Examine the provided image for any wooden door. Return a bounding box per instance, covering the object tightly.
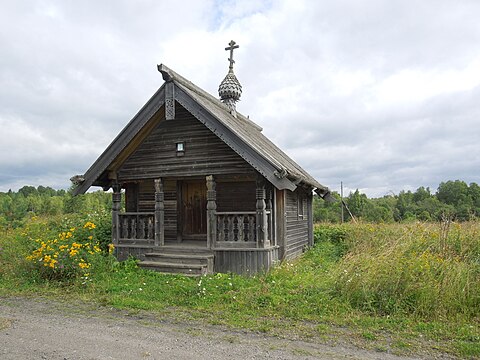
[181,181,207,237]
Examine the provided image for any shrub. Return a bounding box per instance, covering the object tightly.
[25,218,112,281]
[314,224,348,258]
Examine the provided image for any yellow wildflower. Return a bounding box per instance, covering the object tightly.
[83,221,96,230]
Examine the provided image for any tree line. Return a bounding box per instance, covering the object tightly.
[315,180,480,223]
[0,186,111,229]
[1,180,479,229]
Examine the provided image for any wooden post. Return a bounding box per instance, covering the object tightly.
[154,178,165,247]
[256,177,269,247]
[307,191,314,247]
[266,187,273,246]
[112,183,122,246]
[206,175,217,249]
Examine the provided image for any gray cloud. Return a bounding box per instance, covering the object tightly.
[1,0,479,197]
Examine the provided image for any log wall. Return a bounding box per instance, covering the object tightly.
[117,103,254,180]
[214,247,279,274]
[284,188,310,260]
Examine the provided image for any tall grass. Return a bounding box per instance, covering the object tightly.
[328,222,480,319]
[1,218,479,357]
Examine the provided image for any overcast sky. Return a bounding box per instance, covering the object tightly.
[1,0,479,197]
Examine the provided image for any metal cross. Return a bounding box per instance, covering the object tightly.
[225,40,239,70]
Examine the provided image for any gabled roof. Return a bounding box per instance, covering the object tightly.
[73,64,330,197]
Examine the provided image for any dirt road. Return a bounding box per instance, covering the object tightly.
[0,297,424,359]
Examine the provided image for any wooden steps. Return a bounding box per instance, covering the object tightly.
[138,249,214,276]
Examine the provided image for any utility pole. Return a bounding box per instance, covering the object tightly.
[341,181,344,223]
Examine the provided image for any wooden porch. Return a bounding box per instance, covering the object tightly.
[112,175,278,274]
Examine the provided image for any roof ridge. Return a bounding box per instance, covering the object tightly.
[157,64,263,132]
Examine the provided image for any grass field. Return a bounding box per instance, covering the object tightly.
[1,217,479,358]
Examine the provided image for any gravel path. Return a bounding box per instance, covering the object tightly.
[0,297,423,360]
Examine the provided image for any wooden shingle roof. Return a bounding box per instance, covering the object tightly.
[73,64,330,197]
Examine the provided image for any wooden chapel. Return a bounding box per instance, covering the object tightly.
[72,41,331,275]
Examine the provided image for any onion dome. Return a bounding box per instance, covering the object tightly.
[218,69,242,102]
[219,40,242,115]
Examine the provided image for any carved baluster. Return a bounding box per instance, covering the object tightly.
[206,175,217,248]
[237,215,245,241]
[147,216,154,240]
[131,217,137,239]
[217,215,225,242]
[248,215,255,242]
[154,178,165,247]
[122,217,128,239]
[227,215,234,241]
[139,217,145,239]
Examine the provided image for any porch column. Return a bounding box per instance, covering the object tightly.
[112,183,121,246]
[206,175,217,249]
[256,177,269,247]
[266,187,273,246]
[154,178,165,247]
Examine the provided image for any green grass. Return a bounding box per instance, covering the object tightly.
[1,218,479,358]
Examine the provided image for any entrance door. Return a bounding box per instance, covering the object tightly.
[181,180,207,240]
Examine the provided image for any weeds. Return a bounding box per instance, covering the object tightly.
[1,220,479,357]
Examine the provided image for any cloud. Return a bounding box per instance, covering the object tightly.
[0,0,480,197]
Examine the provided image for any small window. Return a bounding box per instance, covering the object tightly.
[176,142,185,156]
[298,194,305,219]
[176,142,185,152]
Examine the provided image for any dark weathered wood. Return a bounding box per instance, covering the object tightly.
[256,177,268,248]
[165,81,175,120]
[125,183,139,212]
[118,104,254,180]
[284,189,309,259]
[206,175,217,249]
[216,180,255,212]
[118,212,154,241]
[266,188,273,245]
[154,178,165,247]
[174,85,297,191]
[213,247,279,274]
[215,212,256,244]
[181,180,207,236]
[112,184,121,246]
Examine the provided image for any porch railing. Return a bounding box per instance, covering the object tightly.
[118,212,155,241]
[116,210,271,247]
[216,212,256,243]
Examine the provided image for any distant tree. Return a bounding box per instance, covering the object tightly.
[436,180,471,207]
[18,185,37,197]
[395,191,416,221]
[346,189,368,218]
[313,192,342,222]
[413,186,431,203]
[468,182,480,217]
[37,185,57,197]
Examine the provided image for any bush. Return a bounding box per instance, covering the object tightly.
[314,224,348,258]
[24,217,113,281]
